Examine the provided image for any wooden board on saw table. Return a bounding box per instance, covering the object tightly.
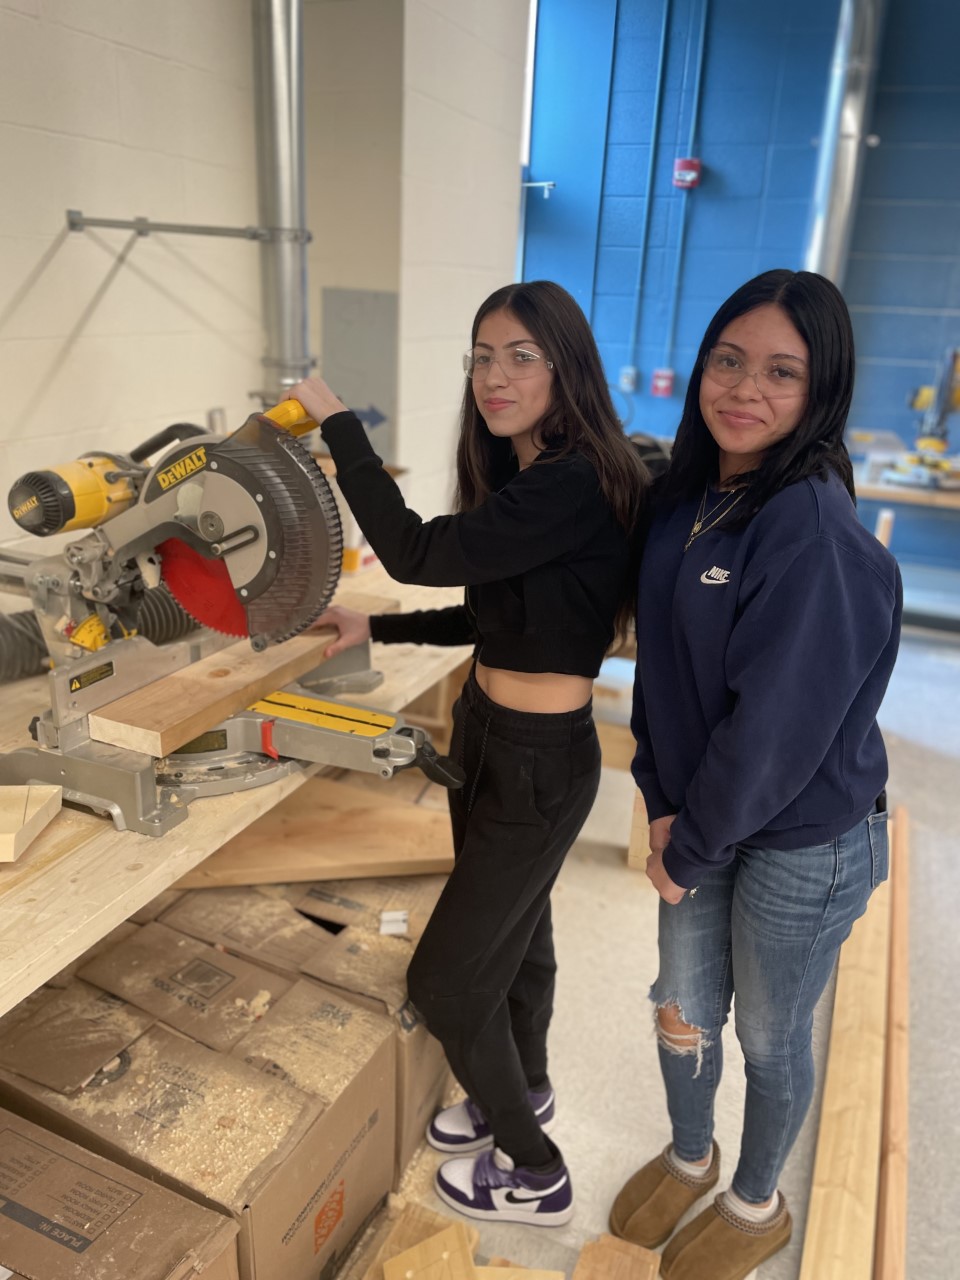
[88,631,338,758]
[173,774,454,888]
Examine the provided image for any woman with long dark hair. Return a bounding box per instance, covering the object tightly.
[288,280,647,1226]
[609,270,901,1279]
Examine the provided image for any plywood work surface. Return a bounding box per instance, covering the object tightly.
[0,567,470,1018]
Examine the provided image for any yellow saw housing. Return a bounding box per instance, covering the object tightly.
[8,455,137,536]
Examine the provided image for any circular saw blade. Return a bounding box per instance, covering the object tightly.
[156,415,342,647]
[156,538,249,637]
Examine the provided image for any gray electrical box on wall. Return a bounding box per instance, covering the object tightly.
[321,288,398,465]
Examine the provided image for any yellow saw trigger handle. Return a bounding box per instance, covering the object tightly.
[264,399,318,438]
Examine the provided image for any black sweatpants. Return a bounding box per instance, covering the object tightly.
[406,668,601,1166]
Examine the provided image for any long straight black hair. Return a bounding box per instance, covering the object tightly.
[454,281,648,534]
[660,269,856,524]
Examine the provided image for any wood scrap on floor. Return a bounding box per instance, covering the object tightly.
[475,1268,566,1279]
[0,784,61,862]
[572,1234,660,1279]
[381,1222,477,1280]
[356,1200,479,1280]
[172,774,454,889]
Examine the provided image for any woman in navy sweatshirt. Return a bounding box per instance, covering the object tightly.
[287,281,647,1227]
[609,270,901,1280]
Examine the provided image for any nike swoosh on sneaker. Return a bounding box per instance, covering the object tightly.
[502,1176,568,1204]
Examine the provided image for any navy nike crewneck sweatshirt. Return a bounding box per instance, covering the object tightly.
[631,470,902,889]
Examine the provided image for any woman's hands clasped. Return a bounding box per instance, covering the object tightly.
[646,814,686,905]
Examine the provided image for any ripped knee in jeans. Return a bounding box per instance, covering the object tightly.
[654,1001,711,1080]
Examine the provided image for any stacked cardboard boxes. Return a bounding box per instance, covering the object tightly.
[0,932,396,1280]
[0,1105,240,1280]
[0,875,454,1278]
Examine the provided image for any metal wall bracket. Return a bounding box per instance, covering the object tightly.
[66,209,312,244]
[521,181,556,200]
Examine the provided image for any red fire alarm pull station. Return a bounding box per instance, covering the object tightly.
[673,157,702,188]
[651,368,675,398]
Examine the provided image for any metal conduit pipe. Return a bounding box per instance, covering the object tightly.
[626,0,672,367]
[804,0,888,285]
[253,0,313,403]
[662,0,709,372]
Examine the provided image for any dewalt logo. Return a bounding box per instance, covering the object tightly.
[157,447,207,491]
[12,495,40,520]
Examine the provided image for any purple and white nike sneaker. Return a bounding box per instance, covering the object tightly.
[427,1087,556,1153]
[435,1144,573,1226]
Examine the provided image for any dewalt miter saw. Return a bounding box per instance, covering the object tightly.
[0,401,462,835]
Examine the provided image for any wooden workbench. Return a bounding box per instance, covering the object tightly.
[0,567,471,1018]
[856,480,960,511]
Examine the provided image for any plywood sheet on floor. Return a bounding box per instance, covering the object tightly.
[173,775,454,888]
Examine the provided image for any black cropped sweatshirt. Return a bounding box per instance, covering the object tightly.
[318,411,632,677]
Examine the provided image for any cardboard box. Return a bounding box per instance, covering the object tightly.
[231,978,395,1107]
[0,981,155,1093]
[301,927,451,1184]
[45,921,140,989]
[294,874,447,941]
[314,453,409,574]
[0,980,395,1280]
[0,1104,239,1280]
[158,887,333,977]
[129,888,186,924]
[77,921,293,1052]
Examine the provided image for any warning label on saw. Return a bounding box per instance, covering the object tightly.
[68,662,114,693]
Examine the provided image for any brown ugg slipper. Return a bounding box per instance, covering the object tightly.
[659,1191,792,1280]
[608,1143,720,1249]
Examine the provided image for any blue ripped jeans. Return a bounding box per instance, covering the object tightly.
[651,811,889,1204]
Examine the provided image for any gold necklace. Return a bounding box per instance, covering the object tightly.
[684,485,745,551]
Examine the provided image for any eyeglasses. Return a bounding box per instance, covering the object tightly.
[463,347,554,380]
[703,349,808,400]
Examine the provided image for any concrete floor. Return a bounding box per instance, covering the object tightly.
[398,625,959,1278]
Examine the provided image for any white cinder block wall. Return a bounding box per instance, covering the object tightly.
[398,0,529,517]
[0,0,263,544]
[0,0,528,554]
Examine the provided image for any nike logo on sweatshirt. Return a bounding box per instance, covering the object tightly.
[700,566,730,585]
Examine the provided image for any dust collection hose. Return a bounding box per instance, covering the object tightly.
[0,585,199,684]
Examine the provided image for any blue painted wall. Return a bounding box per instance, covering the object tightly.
[846,0,960,451]
[525,0,840,436]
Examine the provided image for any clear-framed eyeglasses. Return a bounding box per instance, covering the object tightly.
[703,348,808,400]
[463,346,554,380]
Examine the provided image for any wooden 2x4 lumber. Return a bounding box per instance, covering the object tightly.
[88,630,336,758]
[873,806,910,1280]
[798,813,895,1280]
